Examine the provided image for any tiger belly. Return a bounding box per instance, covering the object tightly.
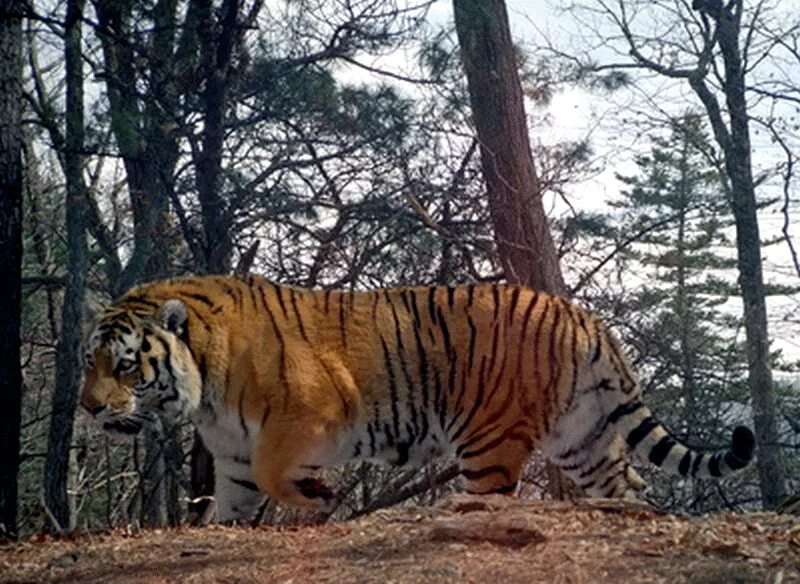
[343,418,452,468]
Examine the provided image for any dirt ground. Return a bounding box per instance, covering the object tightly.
[1,495,798,584]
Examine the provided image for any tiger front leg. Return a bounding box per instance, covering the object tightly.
[214,455,266,523]
[251,416,338,511]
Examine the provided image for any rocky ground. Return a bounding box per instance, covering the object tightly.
[2,495,798,583]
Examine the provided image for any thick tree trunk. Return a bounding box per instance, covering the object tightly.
[0,0,24,540]
[452,0,566,294]
[720,14,785,511]
[728,177,786,508]
[452,0,575,499]
[43,0,88,533]
[94,0,177,296]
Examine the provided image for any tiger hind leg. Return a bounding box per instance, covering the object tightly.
[548,421,647,499]
[214,455,267,523]
[559,432,646,499]
[542,394,646,499]
[457,431,534,496]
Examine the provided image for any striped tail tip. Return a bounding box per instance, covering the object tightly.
[725,425,755,471]
[610,399,755,479]
[690,424,755,478]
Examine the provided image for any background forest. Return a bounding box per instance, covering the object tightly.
[0,0,799,538]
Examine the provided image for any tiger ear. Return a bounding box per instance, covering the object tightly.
[157,299,188,337]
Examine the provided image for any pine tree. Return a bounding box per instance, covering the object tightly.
[610,115,755,511]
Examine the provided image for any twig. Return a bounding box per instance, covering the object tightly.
[347,463,460,519]
[40,493,68,536]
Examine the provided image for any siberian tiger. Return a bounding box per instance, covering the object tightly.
[79,274,754,521]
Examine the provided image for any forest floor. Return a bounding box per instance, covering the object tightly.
[1,494,798,584]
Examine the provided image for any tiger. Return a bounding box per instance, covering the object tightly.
[79,274,755,522]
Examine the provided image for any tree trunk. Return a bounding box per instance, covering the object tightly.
[690,2,786,508]
[719,9,785,510]
[43,0,88,533]
[452,0,566,294]
[194,0,240,274]
[94,0,178,296]
[452,0,576,499]
[0,0,24,540]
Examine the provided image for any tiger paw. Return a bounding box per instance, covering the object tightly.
[625,464,647,491]
[294,477,335,508]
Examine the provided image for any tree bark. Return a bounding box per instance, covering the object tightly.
[93,0,178,296]
[452,0,566,294]
[0,0,24,540]
[43,0,88,533]
[194,0,241,274]
[689,1,786,508]
[452,0,576,499]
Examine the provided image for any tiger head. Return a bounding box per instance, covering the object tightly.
[79,299,202,435]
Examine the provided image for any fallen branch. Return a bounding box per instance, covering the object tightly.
[348,463,460,520]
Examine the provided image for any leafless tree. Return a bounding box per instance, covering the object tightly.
[43,0,89,533]
[560,0,795,508]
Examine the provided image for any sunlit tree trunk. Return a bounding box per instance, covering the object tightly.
[452,0,565,293]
